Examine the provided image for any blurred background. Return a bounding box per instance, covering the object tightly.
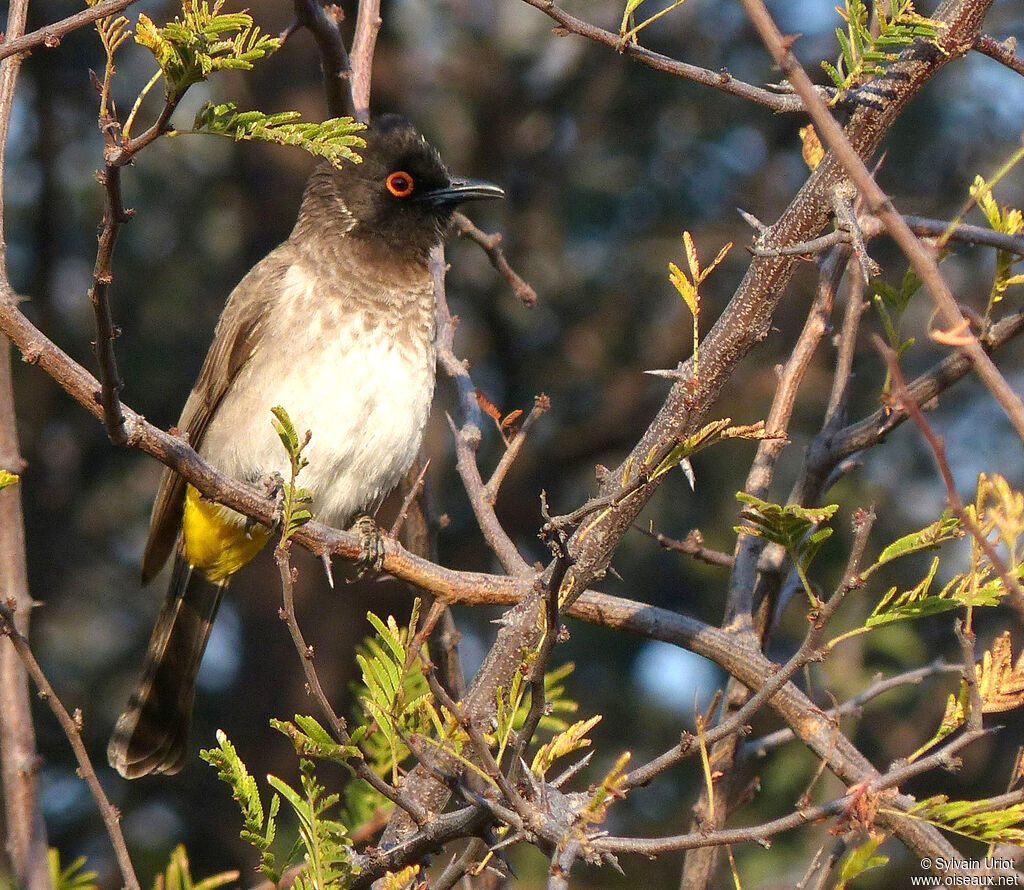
[3,0,1024,886]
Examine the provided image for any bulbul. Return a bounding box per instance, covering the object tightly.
[108,115,504,779]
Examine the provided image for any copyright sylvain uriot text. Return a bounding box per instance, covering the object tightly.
[913,858,1021,886]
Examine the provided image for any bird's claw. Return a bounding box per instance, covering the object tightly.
[352,513,385,577]
[250,471,286,534]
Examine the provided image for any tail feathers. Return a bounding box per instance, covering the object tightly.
[108,554,226,779]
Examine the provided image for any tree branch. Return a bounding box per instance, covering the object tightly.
[0,0,142,62]
[518,0,813,113]
[0,0,51,882]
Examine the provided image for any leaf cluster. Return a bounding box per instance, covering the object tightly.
[667,232,732,381]
[192,103,366,170]
[871,266,922,393]
[970,174,1024,318]
[48,851,97,890]
[150,846,237,890]
[735,493,838,604]
[134,0,279,102]
[271,405,315,542]
[201,733,357,888]
[200,731,281,882]
[822,0,946,99]
[904,794,1024,845]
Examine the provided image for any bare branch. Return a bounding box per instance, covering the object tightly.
[454,213,539,306]
[0,1,52,884]
[349,0,382,123]
[432,246,532,575]
[974,34,1024,76]
[518,0,813,112]
[0,600,140,890]
[485,394,550,503]
[291,0,355,119]
[0,0,142,62]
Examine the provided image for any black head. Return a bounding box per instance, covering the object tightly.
[302,115,503,258]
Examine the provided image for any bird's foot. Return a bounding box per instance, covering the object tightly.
[351,513,386,577]
[250,471,286,535]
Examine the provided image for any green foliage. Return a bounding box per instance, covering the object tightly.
[903,794,1024,845]
[735,493,838,604]
[834,834,889,889]
[822,0,945,100]
[273,714,363,766]
[203,735,357,888]
[494,660,578,767]
[531,715,601,779]
[914,630,1024,761]
[192,103,366,169]
[200,730,281,882]
[266,761,358,890]
[871,266,922,393]
[355,603,448,783]
[48,851,97,890]
[0,469,18,490]
[135,0,279,102]
[271,405,315,542]
[830,475,1023,652]
[970,172,1024,319]
[865,513,962,576]
[151,846,238,890]
[667,232,732,381]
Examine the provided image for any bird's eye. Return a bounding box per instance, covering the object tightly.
[386,171,415,197]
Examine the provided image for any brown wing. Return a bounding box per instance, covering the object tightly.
[141,251,295,582]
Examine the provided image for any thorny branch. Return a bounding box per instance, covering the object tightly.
[736,0,1024,443]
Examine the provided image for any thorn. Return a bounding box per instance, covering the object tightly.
[679,457,696,491]
[738,208,767,232]
[644,367,688,380]
[322,552,335,588]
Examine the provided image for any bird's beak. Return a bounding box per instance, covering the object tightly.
[416,177,505,208]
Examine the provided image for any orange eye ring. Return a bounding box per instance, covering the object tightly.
[386,171,415,197]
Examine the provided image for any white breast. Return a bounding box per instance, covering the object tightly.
[199,263,436,529]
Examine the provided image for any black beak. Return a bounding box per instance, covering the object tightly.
[416,177,505,208]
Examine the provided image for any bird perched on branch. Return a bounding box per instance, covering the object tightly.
[108,115,504,779]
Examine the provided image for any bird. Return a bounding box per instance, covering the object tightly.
[108,115,504,779]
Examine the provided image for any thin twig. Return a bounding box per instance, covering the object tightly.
[454,213,539,306]
[0,1,53,886]
[633,524,735,568]
[273,539,430,823]
[625,510,874,792]
[602,728,990,858]
[974,34,1024,76]
[432,246,531,575]
[292,0,354,119]
[825,253,865,423]
[517,0,813,113]
[0,0,143,61]
[390,459,431,538]
[747,661,961,755]
[0,600,142,890]
[485,394,550,503]
[726,247,842,627]
[796,308,1024,509]
[349,0,382,122]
